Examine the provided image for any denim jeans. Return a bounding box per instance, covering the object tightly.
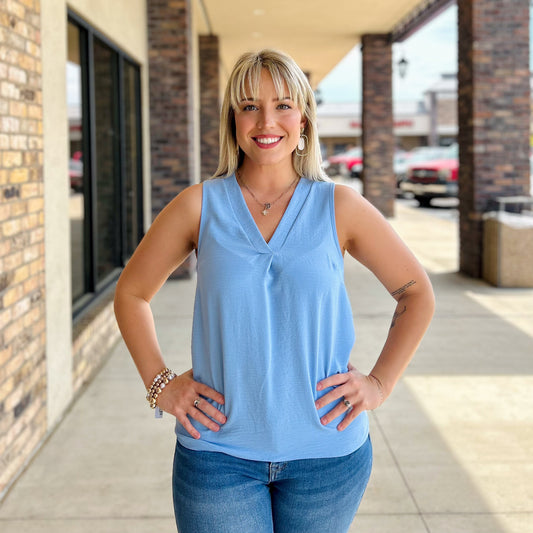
[172,435,372,533]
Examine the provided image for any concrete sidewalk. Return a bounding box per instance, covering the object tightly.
[0,199,532,533]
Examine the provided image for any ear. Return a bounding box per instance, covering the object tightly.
[300,117,307,131]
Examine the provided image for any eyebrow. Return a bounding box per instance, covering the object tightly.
[239,96,292,102]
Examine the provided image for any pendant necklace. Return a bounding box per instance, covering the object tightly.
[237,170,299,216]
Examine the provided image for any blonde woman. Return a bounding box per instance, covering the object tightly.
[114,49,434,533]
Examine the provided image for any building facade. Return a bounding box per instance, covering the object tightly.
[1,0,531,498]
[1,0,224,497]
[317,73,459,157]
[1,0,153,496]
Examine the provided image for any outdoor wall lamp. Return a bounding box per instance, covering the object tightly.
[398,56,408,78]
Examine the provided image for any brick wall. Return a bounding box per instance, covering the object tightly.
[361,34,395,217]
[72,296,119,394]
[0,0,46,494]
[147,0,196,277]
[199,34,219,181]
[458,0,531,277]
[147,0,195,218]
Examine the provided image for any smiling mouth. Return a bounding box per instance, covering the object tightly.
[253,136,282,146]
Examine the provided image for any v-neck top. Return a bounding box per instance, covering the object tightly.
[175,174,369,461]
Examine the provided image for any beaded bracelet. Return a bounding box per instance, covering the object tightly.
[146,367,176,409]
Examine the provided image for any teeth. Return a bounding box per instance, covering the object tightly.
[256,137,281,145]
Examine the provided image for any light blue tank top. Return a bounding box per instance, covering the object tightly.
[175,174,369,461]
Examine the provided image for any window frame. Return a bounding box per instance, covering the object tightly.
[68,11,144,319]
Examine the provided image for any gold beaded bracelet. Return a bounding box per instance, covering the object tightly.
[146,367,176,409]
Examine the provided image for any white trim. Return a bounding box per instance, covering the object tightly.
[42,0,73,427]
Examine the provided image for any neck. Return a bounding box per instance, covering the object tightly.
[237,160,298,193]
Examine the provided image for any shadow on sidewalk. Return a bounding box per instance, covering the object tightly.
[348,259,533,532]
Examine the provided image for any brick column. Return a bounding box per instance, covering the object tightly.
[147,0,196,217]
[361,34,395,217]
[458,0,531,278]
[0,0,46,494]
[147,0,196,277]
[199,35,220,181]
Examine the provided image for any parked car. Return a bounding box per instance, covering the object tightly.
[69,151,83,192]
[400,144,459,207]
[326,147,362,177]
[340,147,363,178]
[394,150,412,191]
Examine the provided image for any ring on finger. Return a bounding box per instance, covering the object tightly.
[343,398,352,410]
[193,398,201,408]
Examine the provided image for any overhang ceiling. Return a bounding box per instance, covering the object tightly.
[195,0,430,87]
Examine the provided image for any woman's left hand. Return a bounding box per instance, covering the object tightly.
[315,363,383,431]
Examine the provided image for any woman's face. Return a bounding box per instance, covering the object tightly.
[234,69,305,170]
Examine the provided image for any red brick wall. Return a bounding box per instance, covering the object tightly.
[147,0,195,217]
[361,34,395,217]
[0,0,46,494]
[458,0,531,277]
[199,34,219,182]
[147,0,196,278]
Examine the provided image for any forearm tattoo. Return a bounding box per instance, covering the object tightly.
[391,305,407,329]
[391,280,416,298]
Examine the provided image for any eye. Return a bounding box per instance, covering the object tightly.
[277,103,292,110]
[241,103,258,112]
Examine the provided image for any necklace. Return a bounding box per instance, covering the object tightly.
[237,170,299,216]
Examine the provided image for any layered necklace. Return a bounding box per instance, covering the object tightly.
[236,170,299,216]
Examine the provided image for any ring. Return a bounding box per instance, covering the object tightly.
[343,399,352,410]
[193,398,201,408]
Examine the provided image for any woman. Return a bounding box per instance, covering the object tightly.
[114,49,435,533]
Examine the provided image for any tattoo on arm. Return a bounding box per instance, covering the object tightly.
[391,280,416,298]
[390,305,407,328]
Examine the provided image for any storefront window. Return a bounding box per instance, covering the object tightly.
[93,39,120,284]
[123,61,142,258]
[67,14,143,314]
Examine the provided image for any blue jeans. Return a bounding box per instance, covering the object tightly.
[172,436,372,533]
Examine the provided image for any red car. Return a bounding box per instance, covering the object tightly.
[340,147,363,178]
[400,145,459,207]
[325,147,362,178]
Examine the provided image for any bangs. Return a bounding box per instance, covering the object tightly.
[229,59,306,112]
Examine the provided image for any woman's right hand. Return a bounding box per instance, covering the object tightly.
[156,369,226,439]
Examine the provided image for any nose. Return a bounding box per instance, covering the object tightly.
[257,107,275,129]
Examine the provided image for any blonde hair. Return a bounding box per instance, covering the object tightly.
[212,49,328,181]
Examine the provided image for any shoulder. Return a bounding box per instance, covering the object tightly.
[334,183,378,219]
[151,182,204,246]
[164,182,203,217]
[165,176,231,229]
[333,183,392,256]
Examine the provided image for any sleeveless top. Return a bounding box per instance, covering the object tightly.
[175,174,369,461]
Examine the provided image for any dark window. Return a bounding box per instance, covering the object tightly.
[93,39,120,285]
[123,61,143,259]
[67,14,143,316]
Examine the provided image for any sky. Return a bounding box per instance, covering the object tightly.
[317,4,532,104]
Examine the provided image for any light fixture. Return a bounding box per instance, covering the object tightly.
[398,56,408,78]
